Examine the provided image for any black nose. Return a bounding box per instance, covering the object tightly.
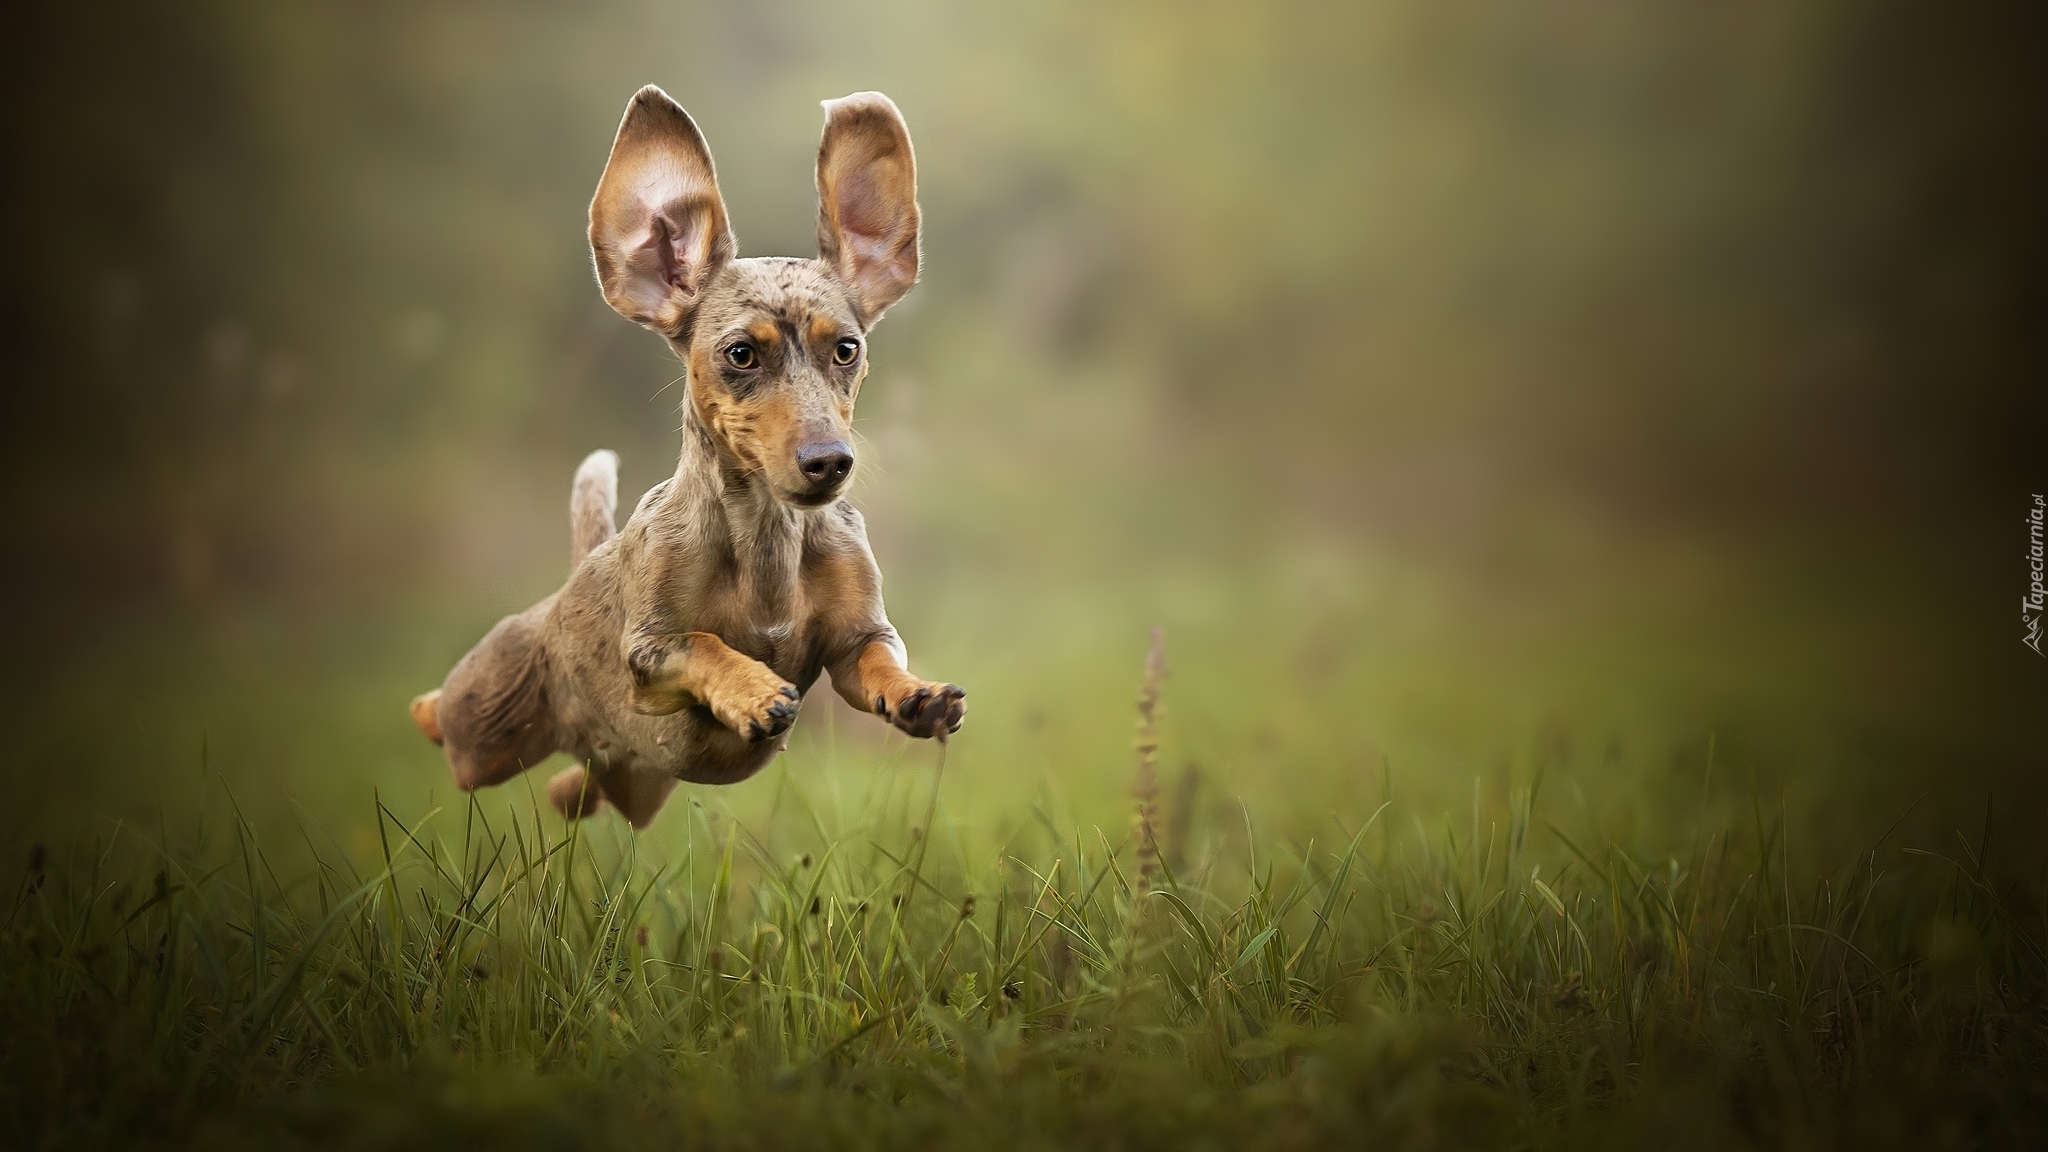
[795,440,854,489]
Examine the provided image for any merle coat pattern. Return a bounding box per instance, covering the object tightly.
[409,87,964,827]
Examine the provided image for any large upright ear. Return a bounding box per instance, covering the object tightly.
[815,92,920,326]
[589,86,735,337]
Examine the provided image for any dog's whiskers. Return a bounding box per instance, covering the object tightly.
[651,370,687,404]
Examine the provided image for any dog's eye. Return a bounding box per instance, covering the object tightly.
[725,343,758,370]
[832,338,861,367]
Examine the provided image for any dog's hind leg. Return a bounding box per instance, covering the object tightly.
[434,600,561,791]
[546,761,672,827]
[570,449,619,566]
[595,767,678,830]
[546,763,606,819]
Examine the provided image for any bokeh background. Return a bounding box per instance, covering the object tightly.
[1,1,2041,856]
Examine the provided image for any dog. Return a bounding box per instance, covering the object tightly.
[407,86,965,828]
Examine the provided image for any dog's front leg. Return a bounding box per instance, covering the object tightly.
[626,631,800,742]
[829,633,965,739]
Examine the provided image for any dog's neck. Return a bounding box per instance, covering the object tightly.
[673,393,808,617]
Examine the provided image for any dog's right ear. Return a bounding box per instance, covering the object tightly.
[589,86,735,337]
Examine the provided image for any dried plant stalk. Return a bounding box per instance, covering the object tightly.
[1133,625,1166,891]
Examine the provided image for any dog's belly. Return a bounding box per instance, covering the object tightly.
[580,707,787,786]
[541,626,802,788]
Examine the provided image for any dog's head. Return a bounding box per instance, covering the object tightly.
[588,86,918,508]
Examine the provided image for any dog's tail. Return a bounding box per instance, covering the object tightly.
[570,449,620,566]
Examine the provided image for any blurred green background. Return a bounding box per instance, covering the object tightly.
[0,1,2040,855]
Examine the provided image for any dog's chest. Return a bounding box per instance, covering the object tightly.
[734,614,806,671]
[694,578,819,681]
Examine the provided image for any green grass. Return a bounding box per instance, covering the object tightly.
[5,653,2043,1150]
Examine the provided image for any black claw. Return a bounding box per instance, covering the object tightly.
[779,685,799,700]
[896,688,931,733]
[747,720,766,741]
[874,694,888,717]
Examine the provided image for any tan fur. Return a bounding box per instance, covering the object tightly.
[410,86,963,828]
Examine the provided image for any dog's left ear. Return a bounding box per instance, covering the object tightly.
[589,86,735,338]
[816,92,920,326]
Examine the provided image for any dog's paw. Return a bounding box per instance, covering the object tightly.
[877,681,966,740]
[713,674,802,743]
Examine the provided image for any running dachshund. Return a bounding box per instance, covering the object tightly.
[408,86,964,827]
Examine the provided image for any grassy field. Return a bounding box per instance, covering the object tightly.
[5,615,2043,1150]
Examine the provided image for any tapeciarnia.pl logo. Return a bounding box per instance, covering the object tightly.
[2026,494,2045,656]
